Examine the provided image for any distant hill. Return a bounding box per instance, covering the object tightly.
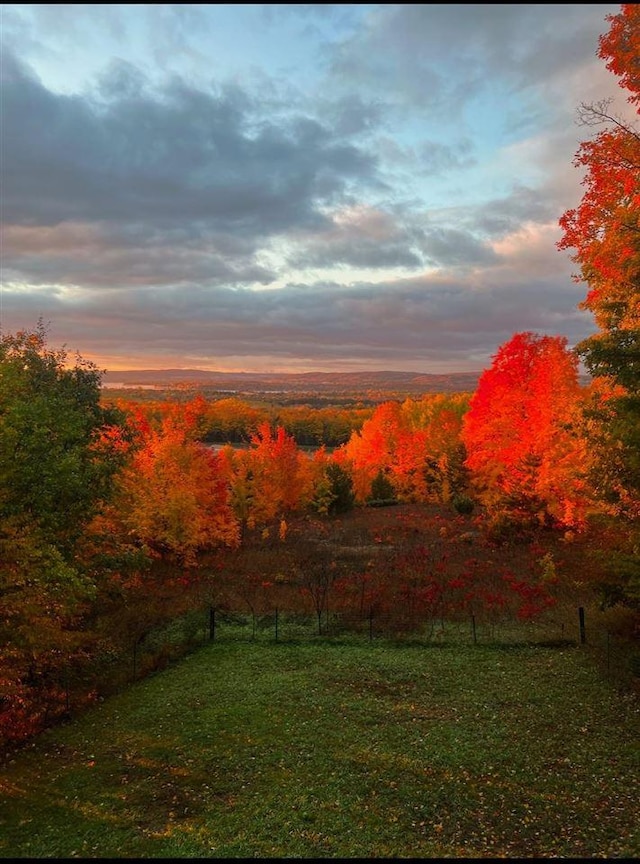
[101,368,482,395]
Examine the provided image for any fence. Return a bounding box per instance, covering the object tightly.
[4,599,637,750]
[93,600,639,683]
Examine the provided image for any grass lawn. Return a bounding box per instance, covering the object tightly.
[1,635,639,858]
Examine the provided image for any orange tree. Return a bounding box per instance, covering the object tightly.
[461,332,592,531]
[335,394,470,505]
[557,3,640,386]
[558,4,640,610]
[220,422,315,535]
[334,401,402,503]
[101,397,240,567]
[81,398,240,680]
[558,3,640,512]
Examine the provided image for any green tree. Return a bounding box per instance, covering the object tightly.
[326,461,356,515]
[0,323,127,741]
[312,460,356,516]
[367,469,397,506]
[0,323,126,551]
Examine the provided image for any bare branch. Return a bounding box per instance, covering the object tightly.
[577,99,640,144]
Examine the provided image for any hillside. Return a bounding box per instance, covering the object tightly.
[101,368,482,395]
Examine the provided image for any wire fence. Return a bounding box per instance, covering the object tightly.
[6,599,637,750]
[124,601,639,690]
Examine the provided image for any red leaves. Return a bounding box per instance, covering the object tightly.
[462,332,591,528]
[558,5,640,341]
[598,4,640,106]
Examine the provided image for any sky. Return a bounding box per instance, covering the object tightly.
[0,3,631,374]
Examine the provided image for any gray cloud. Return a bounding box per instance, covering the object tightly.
[474,185,560,236]
[419,227,499,268]
[326,4,618,111]
[2,48,379,235]
[1,221,276,289]
[0,259,592,372]
[0,4,619,374]
[287,205,426,270]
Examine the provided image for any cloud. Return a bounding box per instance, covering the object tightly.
[1,222,276,289]
[0,4,619,374]
[287,204,426,270]
[2,48,380,236]
[325,4,619,111]
[1,242,591,373]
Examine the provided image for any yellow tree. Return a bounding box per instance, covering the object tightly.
[107,399,239,566]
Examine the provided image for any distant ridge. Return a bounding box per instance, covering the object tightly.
[101,368,482,394]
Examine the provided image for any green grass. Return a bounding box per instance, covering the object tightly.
[1,635,639,858]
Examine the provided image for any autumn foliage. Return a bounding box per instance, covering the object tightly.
[462,332,591,529]
[219,422,316,533]
[103,397,239,566]
[0,322,632,748]
[558,5,640,376]
[4,6,640,744]
[557,4,640,603]
[335,393,469,505]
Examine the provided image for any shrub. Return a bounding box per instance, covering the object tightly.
[452,494,475,515]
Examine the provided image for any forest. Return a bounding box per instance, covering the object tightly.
[1,4,639,747]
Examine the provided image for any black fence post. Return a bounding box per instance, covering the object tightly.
[471,614,477,645]
[369,607,373,642]
[579,606,586,644]
[209,606,216,642]
[64,668,70,713]
[275,606,279,642]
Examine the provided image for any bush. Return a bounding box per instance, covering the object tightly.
[452,494,475,515]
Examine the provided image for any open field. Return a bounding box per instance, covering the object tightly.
[1,634,638,859]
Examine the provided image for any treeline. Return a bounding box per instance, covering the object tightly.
[102,395,374,449]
